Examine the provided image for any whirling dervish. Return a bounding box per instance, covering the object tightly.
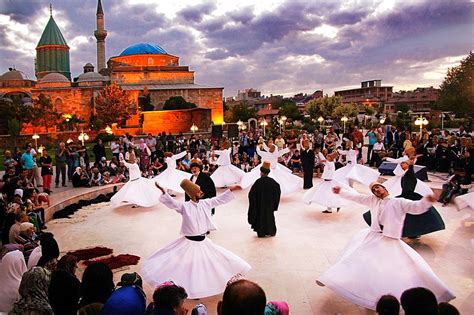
[240,141,302,194]
[111,159,161,208]
[303,151,355,213]
[154,151,189,194]
[363,147,445,238]
[210,140,245,188]
[333,141,380,187]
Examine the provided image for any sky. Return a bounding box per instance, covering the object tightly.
[0,0,472,98]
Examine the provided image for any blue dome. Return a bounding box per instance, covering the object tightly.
[119,43,167,56]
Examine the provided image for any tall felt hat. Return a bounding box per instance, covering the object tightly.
[303,139,310,148]
[180,179,201,200]
[260,160,271,174]
[269,144,276,153]
[190,158,202,169]
[221,140,231,150]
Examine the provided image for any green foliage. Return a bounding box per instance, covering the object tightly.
[305,95,343,119]
[395,103,410,113]
[0,98,34,134]
[95,82,136,126]
[224,101,258,122]
[333,103,357,117]
[364,105,375,116]
[436,52,474,117]
[163,96,197,110]
[95,132,116,143]
[7,118,20,137]
[279,101,302,121]
[272,98,293,109]
[139,94,155,111]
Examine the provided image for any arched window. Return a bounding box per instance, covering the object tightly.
[54,98,63,112]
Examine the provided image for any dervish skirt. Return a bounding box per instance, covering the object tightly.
[211,164,245,188]
[240,164,302,195]
[154,168,189,193]
[454,192,474,211]
[142,236,251,299]
[110,178,161,207]
[317,228,455,310]
[303,179,355,208]
[333,164,380,187]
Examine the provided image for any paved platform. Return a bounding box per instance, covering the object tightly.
[44,178,473,315]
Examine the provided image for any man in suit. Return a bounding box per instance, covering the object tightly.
[300,140,315,189]
[186,159,217,214]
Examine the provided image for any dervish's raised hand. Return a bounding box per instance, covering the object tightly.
[155,182,165,194]
[426,195,437,203]
[229,185,242,191]
[332,186,341,194]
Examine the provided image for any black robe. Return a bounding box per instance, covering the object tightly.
[248,176,281,237]
[363,165,445,237]
[301,148,315,189]
[186,172,217,213]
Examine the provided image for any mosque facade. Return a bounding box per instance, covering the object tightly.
[0,0,223,135]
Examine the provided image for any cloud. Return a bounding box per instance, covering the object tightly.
[178,2,216,23]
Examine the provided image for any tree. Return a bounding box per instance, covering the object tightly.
[224,101,258,122]
[95,82,136,126]
[333,103,357,118]
[163,96,197,110]
[279,101,302,121]
[0,98,34,134]
[31,94,61,131]
[305,95,343,119]
[436,52,474,117]
[7,118,20,146]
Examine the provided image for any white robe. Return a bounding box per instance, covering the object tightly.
[154,151,190,193]
[210,148,245,187]
[0,250,27,313]
[383,156,433,197]
[454,191,474,211]
[142,190,251,299]
[111,161,161,207]
[317,190,455,310]
[240,146,302,194]
[333,149,380,187]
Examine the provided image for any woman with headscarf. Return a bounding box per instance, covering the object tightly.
[0,250,27,313]
[139,138,151,172]
[72,167,90,187]
[36,232,60,271]
[49,255,81,315]
[9,266,54,315]
[78,262,115,312]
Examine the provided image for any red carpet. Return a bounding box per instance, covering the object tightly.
[83,254,141,270]
[67,246,113,261]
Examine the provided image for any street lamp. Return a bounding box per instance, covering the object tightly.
[341,116,348,133]
[190,123,198,134]
[379,116,386,124]
[238,123,247,131]
[66,138,74,144]
[278,115,287,134]
[415,116,429,139]
[439,113,445,130]
[317,116,324,128]
[105,125,113,135]
[260,120,268,137]
[78,130,89,146]
[32,133,40,150]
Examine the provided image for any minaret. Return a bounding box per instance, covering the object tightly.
[94,0,107,72]
[35,4,71,80]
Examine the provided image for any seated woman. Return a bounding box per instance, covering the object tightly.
[72,167,90,188]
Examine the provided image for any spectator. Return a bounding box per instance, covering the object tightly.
[366,127,377,164]
[290,150,301,172]
[218,279,266,315]
[36,232,60,271]
[102,285,146,315]
[55,142,68,188]
[15,222,39,264]
[145,281,188,315]
[73,167,90,188]
[376,294,400,315]
[438,302,460,315]
[21,144,35,184]
[49,255,81,315]
[9,211,29,243]
[146,133,158,161]
[38,149,53,194]
[79,262,114,311]
[89,167,103,186]
[264,301,289,315]
[400,287,438,315]
[111,138,121,161]
[10,266,53,315]
[0,250,27,313]
[93,139,106,164]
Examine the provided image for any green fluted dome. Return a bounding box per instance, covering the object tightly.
[37,16,68,46]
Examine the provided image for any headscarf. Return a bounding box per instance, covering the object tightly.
[80,262,114,307]
[9,266,53,315]
[264,301,289,315]
[139,138,146,150]
[37,233,60,269]
[0,250,27,313]
[101,286,146,315]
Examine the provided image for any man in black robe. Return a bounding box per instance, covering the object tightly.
[248,161,281,238]
[300,140,315,189]
[186,159,217,214]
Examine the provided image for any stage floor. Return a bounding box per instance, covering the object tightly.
[46,181,473,315]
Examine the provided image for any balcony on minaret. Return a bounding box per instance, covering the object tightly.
[94,29,107,41]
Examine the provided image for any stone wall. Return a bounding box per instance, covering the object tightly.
[142,108,212,134]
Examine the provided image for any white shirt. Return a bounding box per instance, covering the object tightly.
[339,190,433,239]
[159,190,234,236]
[321,161,335,180]
[373,142,385,151]
[214,148,232,166]
[124,161,141,180]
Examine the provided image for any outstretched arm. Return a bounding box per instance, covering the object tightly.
[203,189,235,209]
[156,183,183,212]
[399,195,436,215]
[278,147,290,157]
[172,151,187,161]
[333,186,374,207]
[386,156,408,163]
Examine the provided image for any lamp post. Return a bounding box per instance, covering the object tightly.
[318,116,324,126]
[32,133,40,150]
[279,115,287,134]
[105,125,113,135]
[78,130,89,146]
[341,116,348,133]
[414,116,429,139]
[190,123,198,134]
[440,113,445,130]
[260,120,268,137]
